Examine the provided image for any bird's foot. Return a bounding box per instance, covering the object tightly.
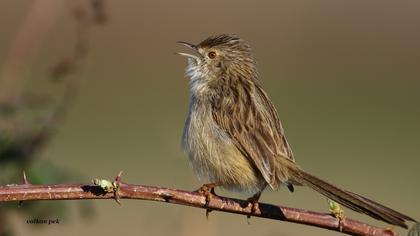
[246,192,262,224]
[195,182,220,219]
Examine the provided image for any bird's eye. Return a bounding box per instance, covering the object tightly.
[208,51,216,59]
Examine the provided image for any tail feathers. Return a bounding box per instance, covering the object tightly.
[294,169,415,229]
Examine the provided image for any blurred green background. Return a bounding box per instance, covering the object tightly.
[0,0,419,236]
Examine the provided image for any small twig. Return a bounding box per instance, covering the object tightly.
[0,172,398,236]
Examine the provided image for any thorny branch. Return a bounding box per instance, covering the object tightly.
[0,171,402,236]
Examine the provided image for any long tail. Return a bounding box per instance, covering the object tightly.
[289,167,416,228]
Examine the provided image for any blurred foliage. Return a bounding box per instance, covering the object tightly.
[0,95,76,236]
[0,0,107,235]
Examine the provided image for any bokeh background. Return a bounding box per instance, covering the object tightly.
[0,0,419,236]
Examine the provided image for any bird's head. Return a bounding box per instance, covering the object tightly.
[177,34,257,84]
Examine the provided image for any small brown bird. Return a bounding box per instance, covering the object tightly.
[177,34,415,228]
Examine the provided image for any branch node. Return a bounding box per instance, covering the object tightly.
[113,180,121,205]
[159,191,173,202]
[111,171,124,205]
[92,177,120,204]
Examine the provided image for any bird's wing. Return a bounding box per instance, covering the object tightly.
[211,82,294,189]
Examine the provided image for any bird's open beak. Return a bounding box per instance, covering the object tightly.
[176,41,202,60]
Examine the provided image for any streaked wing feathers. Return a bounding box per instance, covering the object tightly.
[211,80,294,188]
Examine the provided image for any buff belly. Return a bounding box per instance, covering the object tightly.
[183,100,266,194]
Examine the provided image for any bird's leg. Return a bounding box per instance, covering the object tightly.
[245,183,267,223]
[195,182,222,219]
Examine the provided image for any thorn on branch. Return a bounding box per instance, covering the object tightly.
[18,170,31,207]
[115,171,123,182]
[22,170,30,185]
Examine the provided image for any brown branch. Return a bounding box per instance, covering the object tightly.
[0,172,399,236]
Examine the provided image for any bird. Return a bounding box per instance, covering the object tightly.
[177,34,415,228]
